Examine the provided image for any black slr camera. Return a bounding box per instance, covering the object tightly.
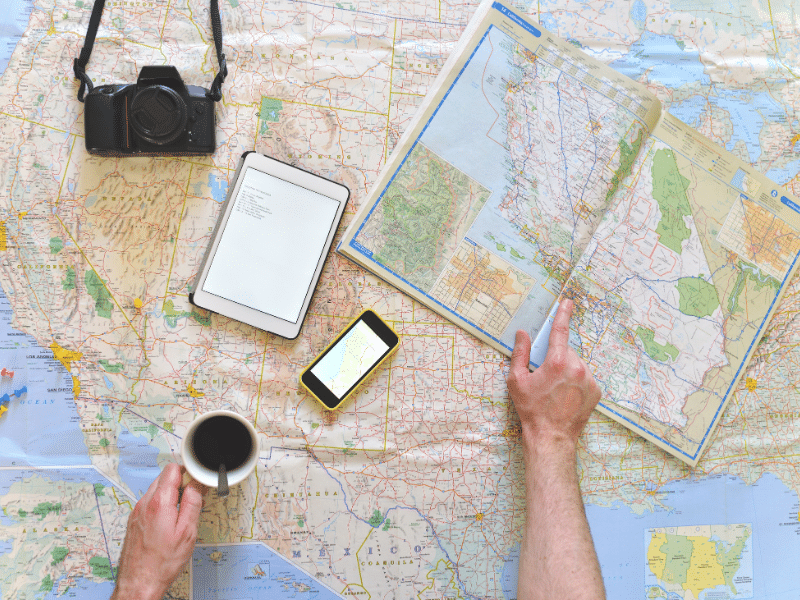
[84,66,216,156]
[74,0,227,156]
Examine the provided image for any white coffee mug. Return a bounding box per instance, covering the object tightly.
[181,410,259,489]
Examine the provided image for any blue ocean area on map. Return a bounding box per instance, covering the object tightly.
[500,543,520,599]
[193,544,341,599]
[40,577,115,599]
[609,32,710,88]
[116,423,161,498]
[668,95,707,129]
[0,0,33,76]
[0,281,165,498]
[766,157,800,185]
[611,33,794,172]
[669,90,788,165]
[582,473,800,598]
[0,386,26,409]
[710,90,786,163]
[419,29,510,198]
[0,292,90,467]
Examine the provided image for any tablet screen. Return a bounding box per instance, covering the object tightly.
[202,167,341,323]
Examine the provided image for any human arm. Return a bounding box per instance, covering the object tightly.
[110,463,206,600]
[506,299,605,600]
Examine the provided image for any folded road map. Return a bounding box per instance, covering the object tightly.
[338,0,800,466]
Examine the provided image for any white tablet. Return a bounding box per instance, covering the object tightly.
[191,152,350,338]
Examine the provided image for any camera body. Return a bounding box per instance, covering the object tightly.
[84,66,216,156]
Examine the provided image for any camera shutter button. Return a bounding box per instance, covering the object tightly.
[130,85,188,146]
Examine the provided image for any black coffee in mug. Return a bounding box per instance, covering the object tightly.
[191,415,254,471]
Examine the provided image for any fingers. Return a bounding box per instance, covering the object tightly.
[135,471,162,516]
[141,474,160,503]
[145,463,181,526]
[180,467,209,497]
[509,330,532,379]
[591,379,602,406]
[177,477,205,536]
[157,463,183,508]
[546,298,574,355]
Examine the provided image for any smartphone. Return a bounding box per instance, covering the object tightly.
[300,310,399,410]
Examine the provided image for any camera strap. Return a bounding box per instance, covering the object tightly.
[73,0,227,102]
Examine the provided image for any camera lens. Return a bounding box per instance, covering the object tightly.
[130,84,188,145]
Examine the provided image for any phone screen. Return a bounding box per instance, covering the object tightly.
[310,320,390,399]
[202,167,341,323]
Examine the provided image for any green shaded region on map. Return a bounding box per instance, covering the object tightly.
[49,237,63,254]
[32,502,61,520]
[51,547,68,565]
[40,574,52,592]
[93,483,105,496]
[99,359,123,373]
[652,148,692,254]
[367,144,491,291]
[161,298,210,326]
[85,271,113,318]
[260,97,282,133]
[89,556,114,579]
[368,509,383,527]
[655,534,692,586]
[636,326,679,362]
[677,277,719,318]
[260,97,282,122]
[62,267,75,291]
[190,309,212,326]
[727,262,781,314]
[606,130,645,204]
[163,299,189,327]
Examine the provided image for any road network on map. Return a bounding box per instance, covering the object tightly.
[2,0,800,599]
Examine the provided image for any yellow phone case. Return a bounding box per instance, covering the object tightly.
[299,309,399,411]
